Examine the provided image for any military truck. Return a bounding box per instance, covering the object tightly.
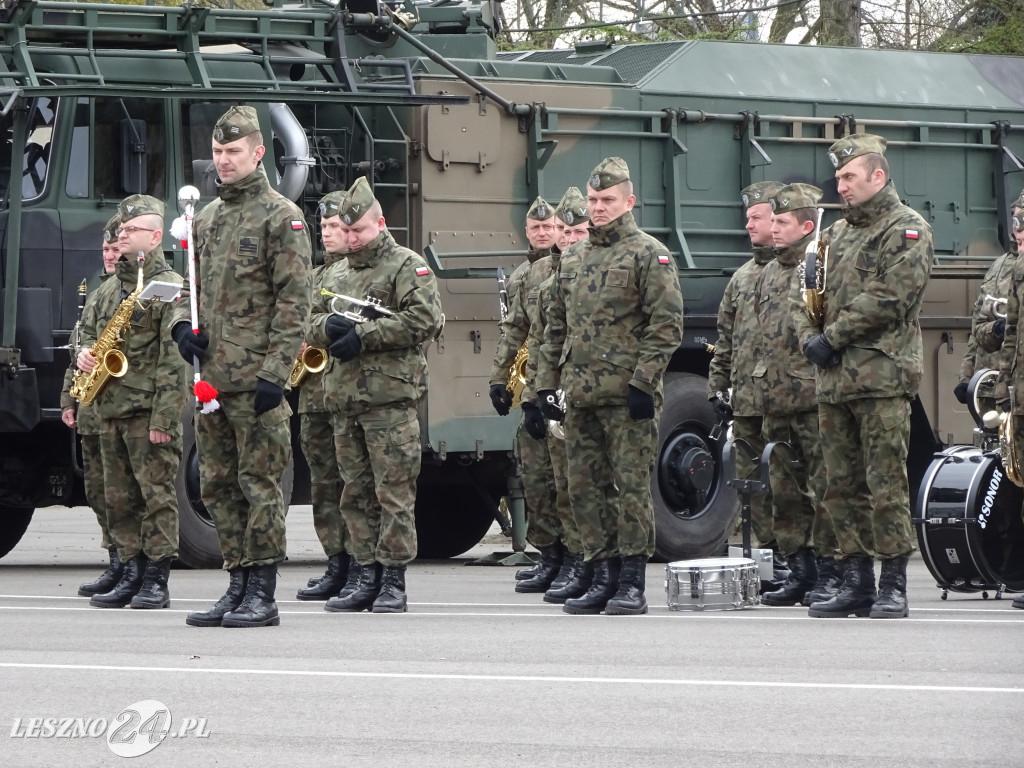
[0,0,1018,567]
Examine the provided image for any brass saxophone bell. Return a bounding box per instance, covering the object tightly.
[289,346,328,388]
[506,343,529,409]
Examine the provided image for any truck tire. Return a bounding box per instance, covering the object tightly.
[652,372,740,561]
[414,464,503,559]
[0,505,34,559]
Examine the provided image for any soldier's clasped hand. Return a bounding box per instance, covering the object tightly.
[993,318,1006,339]
[253,379,284,416]
[537,390,564,423]
[626,385,655,420]
[325,315,355,341]
[953,382,970,405]
[171,321,209,363]
[709,393,733,420]
[521,402,547,439]
[803,334,841,368]
[488,383,512,416]
[329,328,362,362]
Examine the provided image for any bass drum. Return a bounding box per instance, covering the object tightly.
[914,445,1024,597]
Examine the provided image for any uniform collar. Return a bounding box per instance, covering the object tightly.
[587,210,638,247]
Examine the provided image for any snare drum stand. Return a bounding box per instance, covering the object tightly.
[722,437,770,559]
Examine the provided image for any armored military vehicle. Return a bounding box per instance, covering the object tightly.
[0,0,1019,568]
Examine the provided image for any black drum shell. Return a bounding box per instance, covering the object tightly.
[914,445,1024,593]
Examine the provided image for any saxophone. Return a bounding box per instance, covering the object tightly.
[289,345,328,387]
[496,266,528,408]
[803,207,828,330]
[69,259,146,405]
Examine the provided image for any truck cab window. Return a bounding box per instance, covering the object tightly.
[22,96,55,200]
[81,97,166,200]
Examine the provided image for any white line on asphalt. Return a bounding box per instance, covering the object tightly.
[0,605,1020,623]
[0,661,1019,694]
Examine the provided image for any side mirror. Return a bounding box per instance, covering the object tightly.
[119,118,147,194]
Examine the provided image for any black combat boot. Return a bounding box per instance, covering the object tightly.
[372,565,408,613]
[761,550,792,593]
[515,544,563,593]
[1013,593,1024,610]
[515,557,543,581]
[762,548,818,606]
[808,555,877,618]
[186,567,247,627]
[563,558,621,615]
[604,555,648,615]
[78,549,124,597]
[325,562,382,612]
[546,551,580,595]
[802,557,844,607]
[130,557,172,609]
[543,555,591,604]
[869,555,910,618]
[89,555,146,608]
[222,564,280,627]
[296,552,349,601]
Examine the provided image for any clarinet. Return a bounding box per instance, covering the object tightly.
[496,266,509,321]
[71,278,87,357]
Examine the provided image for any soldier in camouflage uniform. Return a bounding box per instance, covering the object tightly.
[994,214,1024,609]
[707,180,789,588]
[77,197,187,610]
[305,177,442,614]
[794,134,933,619]
[488,196,565,592]
[536,157,684,616]
[520,187,591,602]
[756,183,840,607]
[172,106,312,628]
[64,214,122,597]
[295,191,351,600]
[955,193,1021,406]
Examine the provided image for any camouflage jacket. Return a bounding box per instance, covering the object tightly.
[793,181,933,404]
[754,235,817,415]
[488,247,552,386]
[308,230,442,414]
[522,249,562,405]
[995,253,1024,408]
[707,246,774,417]
[536,211,684,406]
[960,250,1014,385]
[297,250,348,415]
[172,163,312,393]
[80,249,187,434]
[61,270,112,435]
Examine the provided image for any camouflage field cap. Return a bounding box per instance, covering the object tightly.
[827,133,887,169]
[338,176,377,225]
[1013,187,1024,210]
[118,194,164,222]
[769,183,823,215]
[740,181,783,211]
[588,157,630,191]
[103,213,121,243]
[526,196,553,221]
[555,186,589,225]
[318,191,347,219]
[212,105,260,144]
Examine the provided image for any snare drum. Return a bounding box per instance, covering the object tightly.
[666,557,760,611]
[914,445,1024,597]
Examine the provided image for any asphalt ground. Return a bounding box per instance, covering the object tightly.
[1,506,1021,768]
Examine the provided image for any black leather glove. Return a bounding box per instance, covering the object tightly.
[329,328,362,362]
[253,379,284,416]
[953,382,970,405]
[627,385,655,420]
[489,383,512,416]
[803,334,841,368]
[709,394,733,420]
[1000,400,1012,413]
[994,318,1006,339]
[325,315,355,342]
[172,321,209,363]
[522,402,547,440]
[537,389,564,422]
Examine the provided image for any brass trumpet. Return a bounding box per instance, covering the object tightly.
[320,288,394,323]
[289,345,328,388]
[984,294,1007,320]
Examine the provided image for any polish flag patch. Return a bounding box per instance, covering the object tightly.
[290,220,304,231]
[415,266,430,276]
[905,229,919,240]
[658,254,671,264]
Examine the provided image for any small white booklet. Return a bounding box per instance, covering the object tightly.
[138,281,181,302]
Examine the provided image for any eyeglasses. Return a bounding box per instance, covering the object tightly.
[116,226,156,236]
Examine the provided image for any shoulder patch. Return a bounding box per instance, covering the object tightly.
[658,253,671,265]
[291,220,304,231]
[905,229,919,240]
[415,266,430,277]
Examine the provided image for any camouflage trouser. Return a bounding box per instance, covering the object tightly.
[762,409,837,557]
[80,433,112,551]
[196,391,291,570]
[299,410,346,557]
[564,404,658,561]
[547,431,582,555]
[100,413,180,562]
[732,415,775,548]
[333,404,420,566]
[516,413,559,549]
[819,397,914,559]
